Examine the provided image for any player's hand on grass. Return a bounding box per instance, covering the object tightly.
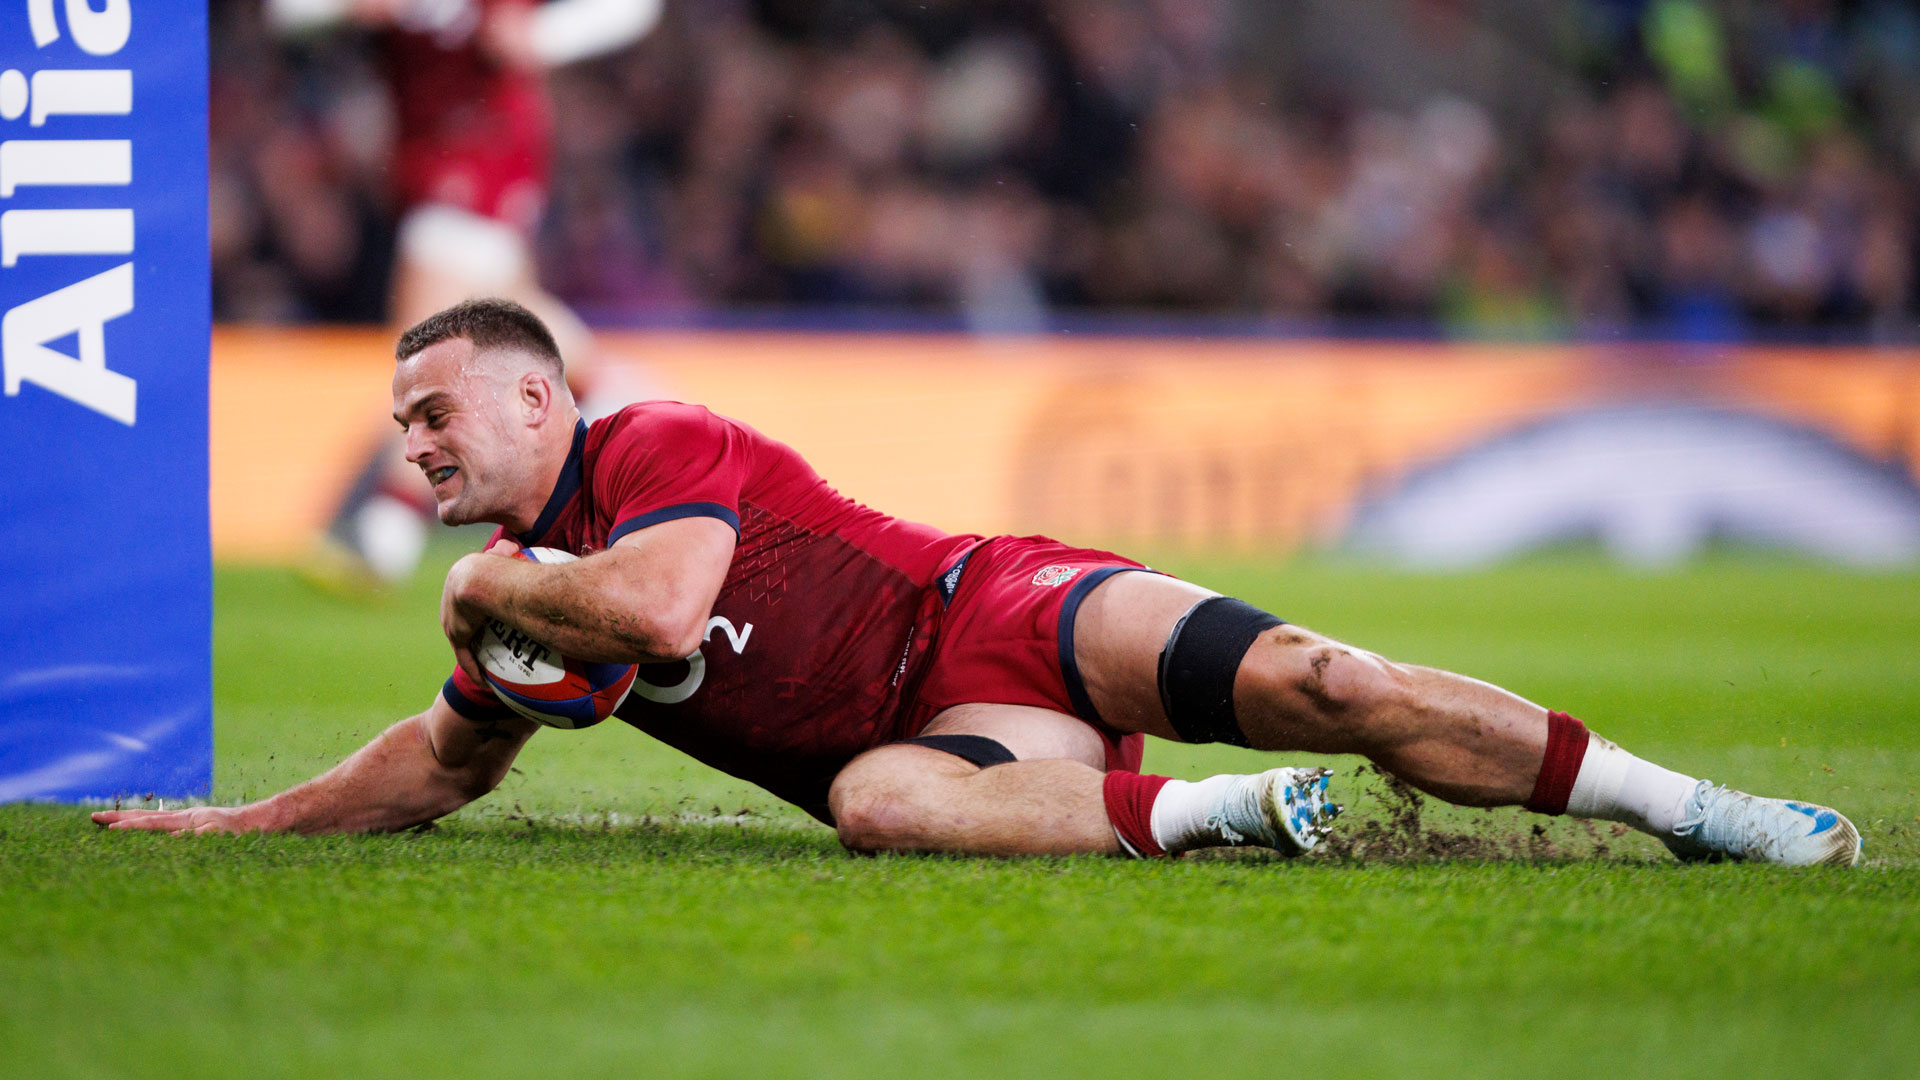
[91,806,252,835]
[441,538,524,684]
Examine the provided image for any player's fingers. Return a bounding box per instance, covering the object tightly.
[441,607,476,658]
[95,810,167,828]
[486,538,522,558]
[454,641,483,685]
[106,814,179,831]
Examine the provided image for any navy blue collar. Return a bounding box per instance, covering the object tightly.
[515,419,588,545]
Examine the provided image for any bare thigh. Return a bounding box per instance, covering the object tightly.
[915,702,1110,769]
[829,703,1110,815]
[826,703,1119,854]
[1071,570,1390,750]
[392,251,597,369]
[1070,570,1220,741]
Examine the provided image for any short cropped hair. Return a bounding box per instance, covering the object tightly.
[395,298,564,375]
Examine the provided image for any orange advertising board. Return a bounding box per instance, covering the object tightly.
[210,328,1920,560]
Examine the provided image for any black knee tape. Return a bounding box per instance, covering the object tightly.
[1157,597,1283,747]
[899,734,1017,768]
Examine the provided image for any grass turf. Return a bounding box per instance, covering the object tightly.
[4,553,1918,1078]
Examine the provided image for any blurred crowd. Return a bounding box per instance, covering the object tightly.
[212,0,1920,338]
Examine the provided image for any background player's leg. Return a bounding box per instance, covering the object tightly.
[828,704,1122,856]
[315,206,632,588]
[391,248,601,373]
[309,432,436,587]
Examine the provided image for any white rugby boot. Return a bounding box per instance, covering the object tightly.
[1662,780,1862,867]
[1228,767,1343,856]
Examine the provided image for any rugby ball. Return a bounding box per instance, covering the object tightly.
[476,547,637,729]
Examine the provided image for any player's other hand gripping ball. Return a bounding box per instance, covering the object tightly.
[477,548,636,728]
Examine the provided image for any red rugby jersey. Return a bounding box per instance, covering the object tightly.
[444,403,983,819]
[382,0,550,225]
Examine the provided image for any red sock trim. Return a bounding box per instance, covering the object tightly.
[1524,711,1589,816]
[374,476,438,518]
[1102,771,1173,857]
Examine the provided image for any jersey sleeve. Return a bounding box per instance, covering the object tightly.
[596,404,750,545]
[441,665,516,722]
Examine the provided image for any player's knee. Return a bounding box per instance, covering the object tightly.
[832,789,930,854]
[1246,634,1411,724]
[827,760,926,854]
[1300,644,1411,724]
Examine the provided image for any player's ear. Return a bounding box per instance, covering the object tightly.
[518,370,553,424]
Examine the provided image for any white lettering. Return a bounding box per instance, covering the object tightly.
[706,615,753,655]
[631,652,704,705]
[27,0,132,56]
[29,69,132,126]
[628,616,756,704]
[2,261,135,424]
[2,208,131,265]
[26,0,61,48]
[0,139,129,196]
[7,8,141,425]
[0,71,24,121]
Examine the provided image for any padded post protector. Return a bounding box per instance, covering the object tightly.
[900,734,1017,768]
[1156,597,1284,747]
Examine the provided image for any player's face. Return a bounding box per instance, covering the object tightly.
[392,338,542,527]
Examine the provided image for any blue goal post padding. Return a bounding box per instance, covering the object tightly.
[0,3,211,801]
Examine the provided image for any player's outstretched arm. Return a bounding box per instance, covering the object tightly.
[91,694,538,836]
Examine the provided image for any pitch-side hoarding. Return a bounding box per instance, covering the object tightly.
[0,1,211,800]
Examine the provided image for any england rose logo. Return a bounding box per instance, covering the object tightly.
[1031,565,1080,587]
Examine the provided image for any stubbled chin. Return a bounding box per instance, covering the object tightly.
[433,489,468,525]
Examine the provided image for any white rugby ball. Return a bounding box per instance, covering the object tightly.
[476,547,637,729]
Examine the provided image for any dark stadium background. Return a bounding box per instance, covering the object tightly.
[209,0,1920,339]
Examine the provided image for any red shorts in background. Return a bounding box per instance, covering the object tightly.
[906,536,1156,774]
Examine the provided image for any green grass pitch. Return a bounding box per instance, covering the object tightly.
[4,553,1918,1078]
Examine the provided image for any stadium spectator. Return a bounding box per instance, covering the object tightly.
[252,0,665,585]
[95,299,1863,868]
[209,0,1919,339]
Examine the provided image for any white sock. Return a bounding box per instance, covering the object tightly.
[352,495,429,583]
[1149,774,1259,853]
[1565,733,1700,836]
